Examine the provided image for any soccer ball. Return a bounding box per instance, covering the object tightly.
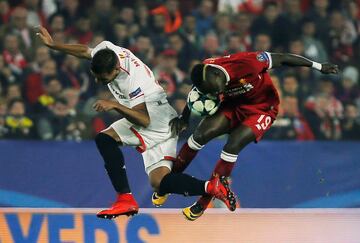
[187,87,220,116]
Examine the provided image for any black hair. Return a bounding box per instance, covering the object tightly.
[91,49,118,74]
[190,64,205,87]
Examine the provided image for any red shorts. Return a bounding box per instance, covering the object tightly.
[220,101,279,142]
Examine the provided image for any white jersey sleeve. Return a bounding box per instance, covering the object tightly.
[90,41,117,58]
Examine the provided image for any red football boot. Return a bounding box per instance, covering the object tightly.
[206,176,237,212]
[97,193,139,219]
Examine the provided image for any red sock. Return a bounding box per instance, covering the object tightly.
[172,143,198,173]
[172,135,203,173]
[198,153,237,208]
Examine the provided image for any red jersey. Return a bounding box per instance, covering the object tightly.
[203,51,279,107]
[204,52,280,141]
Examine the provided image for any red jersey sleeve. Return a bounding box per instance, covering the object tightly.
[203,52,272,82]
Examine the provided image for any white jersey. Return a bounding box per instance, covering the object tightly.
[91,41,166,107]
[91,41,178,172]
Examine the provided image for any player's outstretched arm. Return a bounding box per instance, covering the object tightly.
[36,26,92,60]
[270,53,339,74]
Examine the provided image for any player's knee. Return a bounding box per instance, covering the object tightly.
[150,176,163,191]
[224,139,250,154]
[95,133,113,147]
[193,130,211,145]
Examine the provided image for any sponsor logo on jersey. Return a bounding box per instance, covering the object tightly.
[256,52,269,62]
[239,78,247,85]
[129,87,142,98]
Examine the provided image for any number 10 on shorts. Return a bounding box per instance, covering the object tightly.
[255,115,271,130]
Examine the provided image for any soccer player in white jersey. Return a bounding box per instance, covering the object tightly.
[36,26,236,219]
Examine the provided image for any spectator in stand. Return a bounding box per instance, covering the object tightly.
[0,0,11,25]
[151,0,182,34]
[289,39,305,57]
[0,54,17,87]
[341,103,360,140]
[282,72,302,102]
[0,6,39,58]
[326,10,357,66]
[135,2,150,32]
[344,0,360,37]
[213,13,232,53]
[56,0,83,30]
[61,88,81,116]
[48,13,65,33]
[37,97,84,141]
[192,0,214,36]
[110,21,131,48]
[253,33,272,52]
[59,53,90,97]
[237,0,264,15]
[168,33,197,72]
[149,14,168,52]
[273,0,303,51]
[33,77,62,114]
[304,78,343,140]
[198,33,223,60]
[26,46,51,75]
[267,95,314,140]
[61,88,90,140]
[118,7,140,38]
[4,98,35,139]
[118,6,135,26]
[250,1,281,45]
[153,49,185,99]
[232,13,252,52]
[179,15,201,50]
[226,34,246,54]
[24,58,58,104]
[2,34,28,75]
[305,0,330,43]
[0,98,7,138]
[131,35,154,67]
[5,83,23,102]
[23,0,47,27]
[65,14,93,45]
[336,66,359,104]
[301,18,328,63]
[87,0,117,39]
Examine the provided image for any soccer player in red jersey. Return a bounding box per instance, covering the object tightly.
[168,51,338,220]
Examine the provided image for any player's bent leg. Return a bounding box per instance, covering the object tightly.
[149,166,171,207]
[173,112,230,173]
[95,127,139,219]
[185,125,255,220]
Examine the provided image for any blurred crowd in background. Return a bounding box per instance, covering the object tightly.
[0,0,359,141]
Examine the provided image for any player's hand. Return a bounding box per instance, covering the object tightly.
[321,63,339,74]
[36,26,54,47]
[93,100,117,112]
[169,116,188,136]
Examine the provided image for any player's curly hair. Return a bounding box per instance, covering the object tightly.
[91,49,118,74]
[190,64,205,87]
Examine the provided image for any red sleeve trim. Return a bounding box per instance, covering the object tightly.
[130,127,146,153]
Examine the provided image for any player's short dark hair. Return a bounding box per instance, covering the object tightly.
[91,49,118,74]
[190,64,205,87]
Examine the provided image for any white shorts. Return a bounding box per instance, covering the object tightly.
[110,102,178,174]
